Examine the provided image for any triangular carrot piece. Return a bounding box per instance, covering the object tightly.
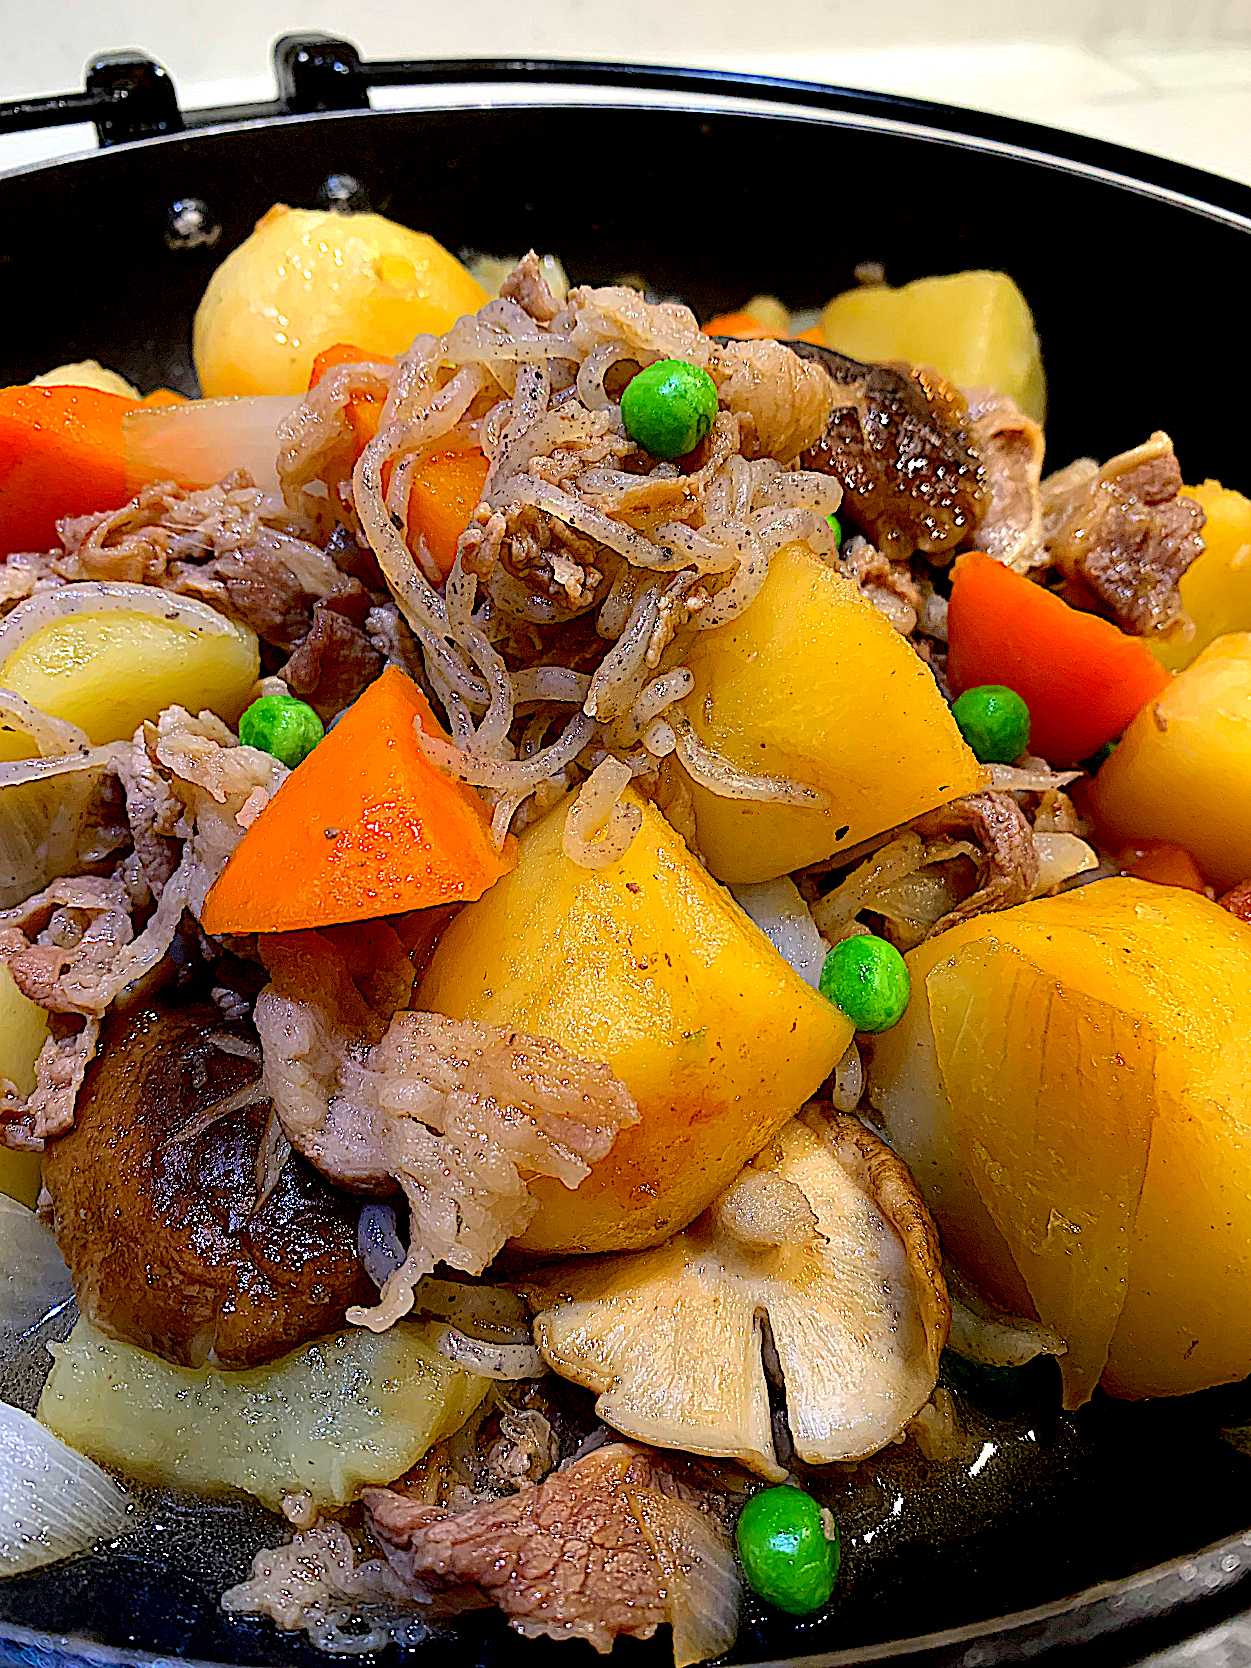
[201,667,515,934]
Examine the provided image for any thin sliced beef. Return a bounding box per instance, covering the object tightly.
[790,343,991,559]
[1043,431,1205,634]
[253,930,636,1330]
[57,473,370,651]
[841,535,919,634]
[911,791,1040,934]
[964,389,1045,570]
[280,600,383,720]
[499,251,563,325]
[363,1443,740,1662]
[1,1017,99,1149]
[1220,881,1251,926]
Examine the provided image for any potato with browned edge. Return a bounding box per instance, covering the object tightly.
[42,1003,373,1369]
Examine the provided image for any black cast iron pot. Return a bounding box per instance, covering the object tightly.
[0,36,1249,1668]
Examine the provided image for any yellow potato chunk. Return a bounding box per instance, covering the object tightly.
[39,1318,488,1511]
[869,878,1251,1403]
[0,608,258,748]
[28,361,140,398]
[1089,633,1251,890]
[0,962,48,1207]
[1152,482,1251,673]
[820,270,1045,422]
[193,205,488,396]
[418,789,851,1254]
[680,542,985,884]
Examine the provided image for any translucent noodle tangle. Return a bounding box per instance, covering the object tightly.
[272,255,845,855]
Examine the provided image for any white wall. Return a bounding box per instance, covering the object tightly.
[3,0,1249,102]
[2,0,1249,182]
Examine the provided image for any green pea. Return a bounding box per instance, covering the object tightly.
[951,684,1031,765]
[620,358,719,460]
[819,933,910,1033]
[736,1486,840,1616]
[826,512,842,546]
[238,694,324,768]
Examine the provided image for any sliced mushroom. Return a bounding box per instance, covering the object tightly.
[788,342,991,559]
[42,1002,373,1368]
[524,1108,949,1480]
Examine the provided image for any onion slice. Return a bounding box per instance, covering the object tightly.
[731,877,828,988]
[0,1402,131,1571]
[945,1264,1068,1369]
[409,1277,531,1342]
[0,1196,73,1338]
[0,582,253,668]
[123,396,302,497]
[428,1324,545,1381]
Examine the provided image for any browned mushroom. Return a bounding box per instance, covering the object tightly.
[788,342,991,559]
[41,1001,373,1369]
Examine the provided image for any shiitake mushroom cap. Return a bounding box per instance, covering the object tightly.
[42,1001,374,1370]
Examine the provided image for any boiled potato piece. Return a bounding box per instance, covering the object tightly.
[418,789,851,1254]
[680,542,986,883]
[28,361,139,398]
[0,603,258,749]
[194,205,488,397]
[39,1317,488,1511]
[820,270,1045,422]
[868,878,1251,1404]
[0,961,48,1100]
[0,962,49,1207]
[1089,633,1251,889]
[1152,482,1251,673]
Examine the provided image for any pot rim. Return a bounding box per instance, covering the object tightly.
[0,53,1247,1668]
[2,57,1249,237]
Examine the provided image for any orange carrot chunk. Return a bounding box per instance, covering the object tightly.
[308,343,393,389]
[405,447,490,580]
[309,343,393,453]
[947,552,1171,766]
[1116,841,1209,892]
[703,310,777,339]
[200,667,515,935]
[0,385,139,554]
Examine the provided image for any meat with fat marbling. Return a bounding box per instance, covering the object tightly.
[363,1442,740,1662]
[1042,431,1205,634]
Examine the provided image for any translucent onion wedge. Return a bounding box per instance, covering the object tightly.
[123,395,301,496]
[945,1263,1067,1369]
[730,876,827,988]
[630,1486,741,1668]
[0,1196,73,1337]
[428,1324,545,1381]
[0,1402,131,1572]
[0,581,254,666]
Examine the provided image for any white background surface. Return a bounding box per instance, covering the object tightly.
[0,0,1248,182]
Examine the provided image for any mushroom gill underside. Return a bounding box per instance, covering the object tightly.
[526,1109,950,1481]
